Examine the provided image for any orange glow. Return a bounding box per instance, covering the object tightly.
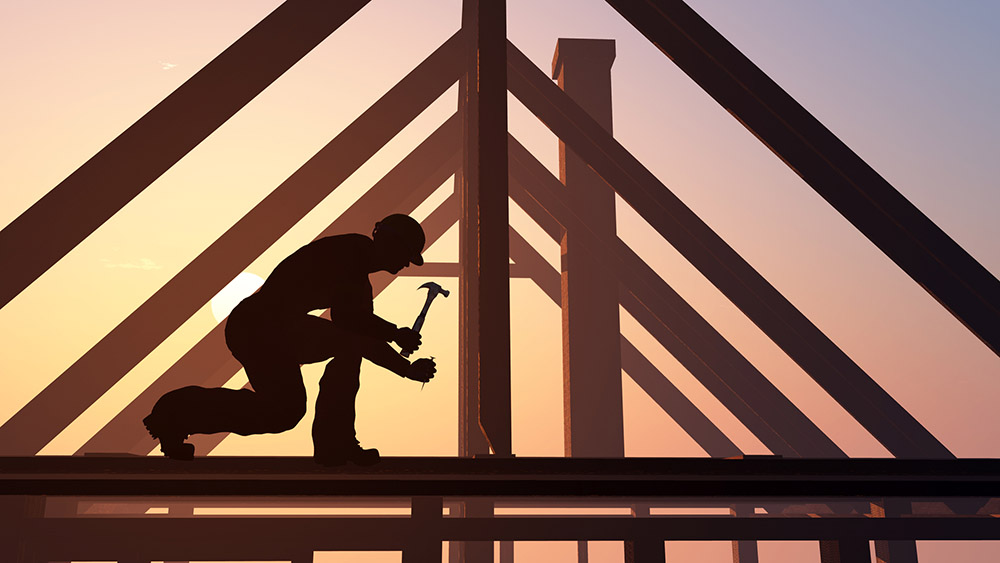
[2,0,999,493]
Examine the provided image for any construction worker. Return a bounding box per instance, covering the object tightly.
[143,214,436,466]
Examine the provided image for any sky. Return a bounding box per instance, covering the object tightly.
[1,0,999,561]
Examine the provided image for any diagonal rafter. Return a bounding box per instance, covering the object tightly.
[79,120,461,455]
[506,40,950,458]
[604,0,1000,356]
[508,137,842,458]
[619,337,741,458]
[0,34,465,456]
[0,0,372,310]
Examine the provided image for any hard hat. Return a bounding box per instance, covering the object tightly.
[373,214,425,266]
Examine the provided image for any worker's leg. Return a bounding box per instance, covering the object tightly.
[312,352,363,453]
[148,359,307,438]
[239,357,309,435]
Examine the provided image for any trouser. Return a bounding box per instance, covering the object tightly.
[154,300,396,452]
[158,352,362,450]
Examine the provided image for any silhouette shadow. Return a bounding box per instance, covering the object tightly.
[143,214,437,465]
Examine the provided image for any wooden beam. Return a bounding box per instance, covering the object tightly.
[603,0,1000,357]
[505,223,742,458]
[506,39,950,459]
[59,496,930,512]
[395,262,540,279]
[0,496,44,563]
[0,0,372,309]
[15,513,1000,554]
[625,539,665,563]
[0,33,464,456]
[77,115,461,455]
[871,499,917,563]
[820,540,872,563]
[731,503,760,563]
[404,497,443,563]
[554,38,624,458]
[620,337,741,458]
[507,136,844,458]
[456,78,491,461]
[460,0,512,456]
[5,456,1000,498]
[508,229,560,303]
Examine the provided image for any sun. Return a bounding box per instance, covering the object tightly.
[210,272,265,322]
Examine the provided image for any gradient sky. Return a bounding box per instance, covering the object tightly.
[1,1,999,561]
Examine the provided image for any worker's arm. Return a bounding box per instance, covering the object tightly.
[357,340,435,383]
[335,310,420,349]
[360,313,399,341]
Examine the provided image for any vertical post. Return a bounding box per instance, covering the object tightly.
[165,504,194,563]
[460,0,512,457]
[464,500,496,563]
[448,499,497,563]
[457,76,491,460]
[625,503,664,563]
[730,504,759,563]
[45,497,76,563]
[405,497,443,563]
[500,540,514,563]
[871,499,917,563]
[0,496,45,563]
[625,541,665,563]
[455,72,492,563]
[820,540,872,563]
[552,38,624,458]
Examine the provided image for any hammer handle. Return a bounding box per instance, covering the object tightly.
[401,312,427,358]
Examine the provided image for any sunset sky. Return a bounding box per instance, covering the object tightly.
[1,0,999,561]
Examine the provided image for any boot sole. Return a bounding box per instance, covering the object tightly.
[143,413,195,461]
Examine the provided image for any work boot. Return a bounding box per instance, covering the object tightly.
[314,441,380,467]
[143,411,195,460]
[143,388,197,460]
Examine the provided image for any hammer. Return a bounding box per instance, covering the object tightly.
[401,281,450,358]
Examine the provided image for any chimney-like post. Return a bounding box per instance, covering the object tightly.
[553,38,624,458]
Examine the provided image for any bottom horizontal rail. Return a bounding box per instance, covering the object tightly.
[19,516,1000,560]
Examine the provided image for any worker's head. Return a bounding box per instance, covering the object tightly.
[372,214,425,273]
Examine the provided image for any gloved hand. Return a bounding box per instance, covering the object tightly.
[404,358,436,383]
[394,327,421,355]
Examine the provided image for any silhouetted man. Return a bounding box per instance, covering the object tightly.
[143,214,436,465]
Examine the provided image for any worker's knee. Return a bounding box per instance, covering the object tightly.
[267,396,307,433]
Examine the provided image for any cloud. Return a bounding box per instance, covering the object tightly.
[159,61,177,70]
[101,257,163,270]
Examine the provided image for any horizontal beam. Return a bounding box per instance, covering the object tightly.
[15,515,1000,560]
[0,32,465,456]
[0,0,371,309]
[3,457,1000,498]
[396,263,541,279]
[54,496,929,513]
